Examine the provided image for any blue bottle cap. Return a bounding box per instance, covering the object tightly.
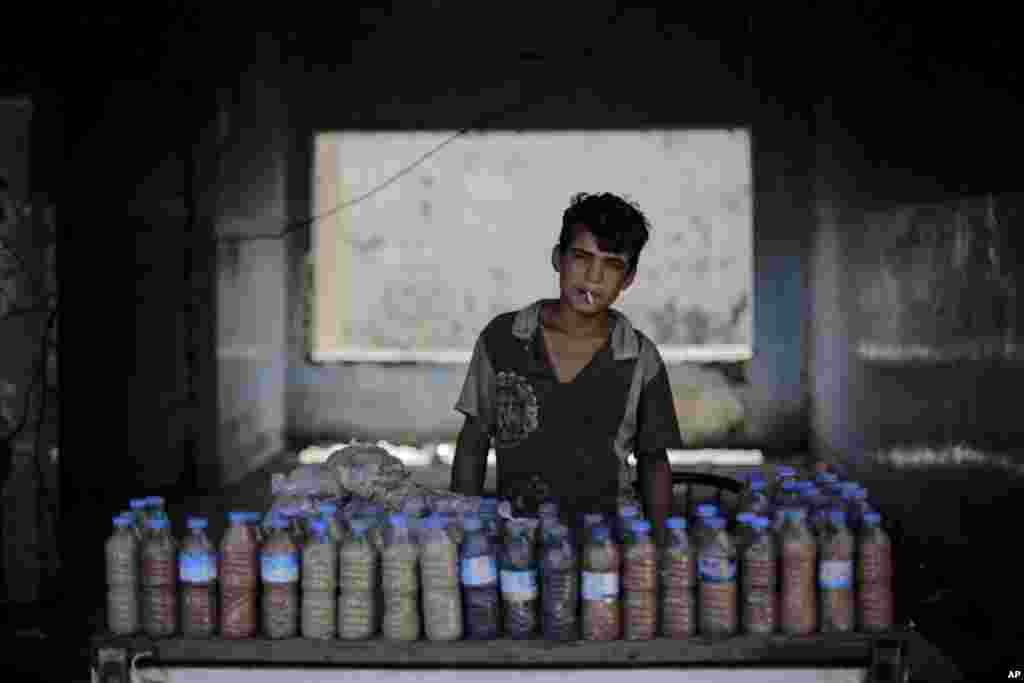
[463,515,483,532]
[630,519,652,534]
[309,519,327,535]
[388,513,408,528]
[696,504,719,517]
[114,515,132,526]
[146,518,169,530]
[130,499,147,510]
[187,517,208,530]
[751,516,770,530]
[706,516,726,530]
[736,512,757,526]
[419,515,445,531]
[665,516,687,530]
[151,496,165,506]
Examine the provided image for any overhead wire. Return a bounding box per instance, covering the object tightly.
[214,89,533,243]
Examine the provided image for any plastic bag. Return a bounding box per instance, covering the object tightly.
[277,464,342,498]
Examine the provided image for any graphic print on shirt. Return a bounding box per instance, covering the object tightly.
[494,370,539,448]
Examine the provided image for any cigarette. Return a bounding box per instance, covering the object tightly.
[584,291,593,305]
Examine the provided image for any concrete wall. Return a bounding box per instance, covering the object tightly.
[53,6,1024,492]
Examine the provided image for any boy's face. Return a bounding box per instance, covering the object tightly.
[554,223,635,314]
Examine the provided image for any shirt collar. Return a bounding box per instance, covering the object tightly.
[512,299,639,361]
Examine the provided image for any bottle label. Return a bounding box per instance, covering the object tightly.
[179,550,217,583]
[261,552,299,583]
[699,556,737,583]
[581,571,620,601]
[500,569,538,600]
[819,560,853,589]
[461,556,498,586]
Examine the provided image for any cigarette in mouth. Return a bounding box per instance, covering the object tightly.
[584,290,594,305]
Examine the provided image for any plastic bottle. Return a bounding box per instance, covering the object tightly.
[772,465,797,499]
[581,524,621,641]
[659,516,695,638]
[479,498,501,547]
[857,511,893,632]
[741,516,776,635]
[542,520,578,641]
[801,486,827,534]
[106,515,140,635]
[691,504,720,549]
[140,517,177,638]
[698,516,738,639]
[148,496,168,523]
[317,502,344,545]
[129,499,148,538]
[848,487,873,532]
[733,512,757,550]
[738,476,772,519]
[219,512,259,638]
[301,518,338,639]
[819,509,855,632]
[500,517,539,639]
[280,510,307,549]
[420,514,463,641]
[361,503,387,550]
[617,503,641,545]
[261,517,300,639]
[623,518,657,641]
[381,513,421,641]
[779,508,818,635]
[338,518,379,640]
[180,516,218,637]
[460,515,501,640]
[816,471,839,489]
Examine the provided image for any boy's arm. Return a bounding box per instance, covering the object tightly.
[450,414,491,496]
[636,448,672,542]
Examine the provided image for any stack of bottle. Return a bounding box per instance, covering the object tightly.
[104,467,893,642]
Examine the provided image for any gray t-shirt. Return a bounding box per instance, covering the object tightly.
[455,299,684,523]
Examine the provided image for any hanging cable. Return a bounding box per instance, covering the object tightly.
[214,72,543,243]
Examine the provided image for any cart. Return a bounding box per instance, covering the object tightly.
[89,466,963,682]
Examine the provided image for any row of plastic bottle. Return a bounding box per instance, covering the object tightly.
[106,496,892,641]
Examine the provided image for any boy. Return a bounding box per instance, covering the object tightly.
[451,192,683,537]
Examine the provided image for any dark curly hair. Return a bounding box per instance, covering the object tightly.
[557,192,651,275]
